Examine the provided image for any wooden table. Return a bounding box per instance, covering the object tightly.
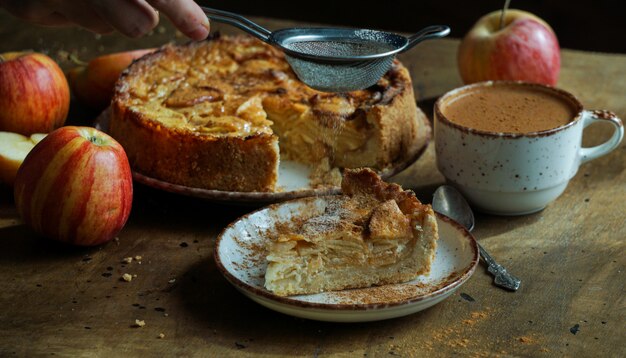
[1,13,624,357]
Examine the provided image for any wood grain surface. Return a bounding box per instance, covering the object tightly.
[0,12,624,357]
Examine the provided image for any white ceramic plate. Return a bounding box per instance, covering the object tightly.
[214,196,479,322]
[95,108,431,204]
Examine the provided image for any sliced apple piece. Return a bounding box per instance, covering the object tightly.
[30,133,47,144]
[0,131,46,185]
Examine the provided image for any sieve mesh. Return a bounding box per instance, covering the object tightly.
[285,55,393,92]
[284,40,396,58]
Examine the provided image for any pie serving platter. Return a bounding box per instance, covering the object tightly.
[214,196,479,322]
[95,108,431,204]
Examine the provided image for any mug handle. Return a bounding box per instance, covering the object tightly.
[580,110,624,164]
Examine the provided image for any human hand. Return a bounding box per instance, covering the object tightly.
[0,0,210,40]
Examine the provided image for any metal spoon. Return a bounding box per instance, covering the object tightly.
[432,185,521,291]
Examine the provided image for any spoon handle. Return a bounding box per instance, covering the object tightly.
[478,243,521,291]
[403,25,451,52]
[201,7,271,42]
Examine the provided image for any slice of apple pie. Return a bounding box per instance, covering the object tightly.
[264,168,439,296]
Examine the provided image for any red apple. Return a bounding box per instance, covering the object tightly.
[68,48,155,111]
[14,126,133,246]
[458,9,561,86]
[0,52,70,135]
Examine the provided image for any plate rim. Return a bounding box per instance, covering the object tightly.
[213,195,479,312]
[96,108,432,203]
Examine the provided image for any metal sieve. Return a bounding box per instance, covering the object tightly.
[202,7,450,92]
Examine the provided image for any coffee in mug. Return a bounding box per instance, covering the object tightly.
[434,81,624,215]
[441,83,576,133]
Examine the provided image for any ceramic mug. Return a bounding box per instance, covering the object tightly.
[434,81,624,215]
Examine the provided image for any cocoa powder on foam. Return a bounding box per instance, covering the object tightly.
[442,84,578,133]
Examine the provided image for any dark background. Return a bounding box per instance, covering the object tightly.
[205,0,626,53]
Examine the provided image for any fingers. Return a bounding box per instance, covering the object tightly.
[89,0,159,38]
[0,0,209,40]
[147,0,210,40]
[90,0,210,39]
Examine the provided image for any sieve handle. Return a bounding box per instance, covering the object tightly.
[403,25,451,52]
[201,7,272,42]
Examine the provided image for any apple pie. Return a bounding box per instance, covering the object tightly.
[109,34,424,192]
[264,168,439,296]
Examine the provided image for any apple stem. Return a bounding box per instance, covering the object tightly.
[0,54,5,63]
[500,0,511,30]
[89,136,104,146]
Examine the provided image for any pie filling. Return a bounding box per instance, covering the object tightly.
[264,168,439,296]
